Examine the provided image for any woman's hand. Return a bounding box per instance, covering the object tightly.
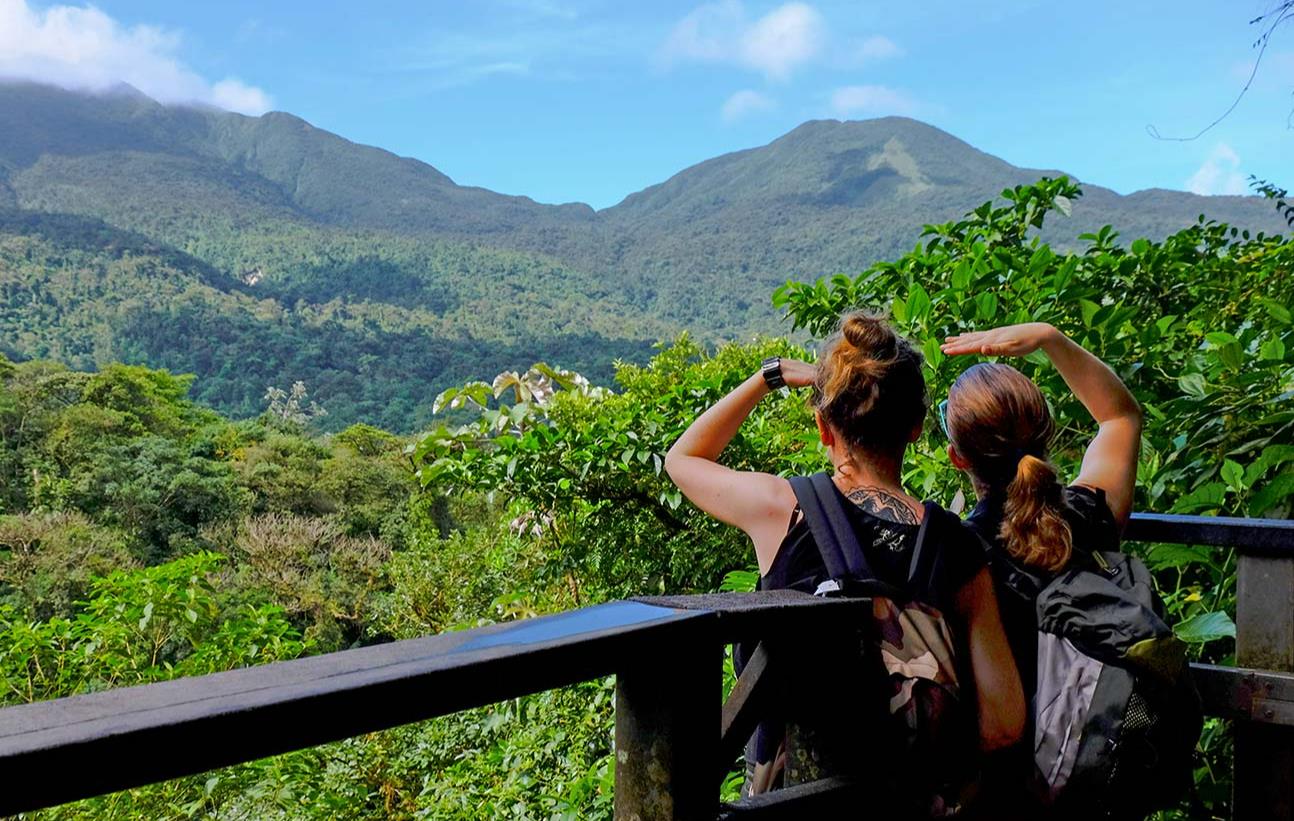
[941,323,1058,358]
[777,359,817,389]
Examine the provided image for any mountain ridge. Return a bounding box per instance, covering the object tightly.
[0,80,1286,429]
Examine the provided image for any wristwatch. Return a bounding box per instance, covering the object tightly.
[761,356,786,390]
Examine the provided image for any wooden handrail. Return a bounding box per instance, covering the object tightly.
[1126,512,1294,555]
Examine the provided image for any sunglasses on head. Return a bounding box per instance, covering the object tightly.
[937,398,950,440]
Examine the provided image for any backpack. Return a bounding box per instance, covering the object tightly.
[788,473,978,816]
[987,539,1203,818]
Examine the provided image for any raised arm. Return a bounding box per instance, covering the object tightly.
[955,567,1025,751]
[664,360,815,574]
[942,323,1142,527]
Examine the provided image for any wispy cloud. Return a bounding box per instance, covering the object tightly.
[392,13,639,90]
[658,1,825,81]
[829,84,916,117]
[1186,143,1247,196]
[0,0,273,114]
[721,88,775,122]
[857,35,903,62]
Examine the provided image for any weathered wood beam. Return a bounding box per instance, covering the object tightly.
[717,776,876,819]
[1126,513,1294,555]
[719,642,780,785]
[1234,551,1294,820]
[1192,663,1294,726]
[0,600,710,817]
[614,637,717,820]
[634,590,867,642]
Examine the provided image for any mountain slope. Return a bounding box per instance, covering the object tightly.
[0,81,1287,429]
[0,208,653,431]
[600,117,1285,290]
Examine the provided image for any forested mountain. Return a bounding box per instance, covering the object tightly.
[0,81,1285,429]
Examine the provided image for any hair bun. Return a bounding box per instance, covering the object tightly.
[813,310,927,455]
[840,312,893,351]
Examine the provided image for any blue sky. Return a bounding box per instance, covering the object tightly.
[1,0,1290,208]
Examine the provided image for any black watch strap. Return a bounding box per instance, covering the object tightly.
[761,356,786,390]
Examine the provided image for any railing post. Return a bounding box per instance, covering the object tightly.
[614,636,717,820]
[1234,554,1294,820]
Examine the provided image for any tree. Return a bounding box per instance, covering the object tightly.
[264,381,327,427]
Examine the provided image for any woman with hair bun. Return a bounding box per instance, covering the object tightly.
[666,311,1023,802]
[940,322,1143,813]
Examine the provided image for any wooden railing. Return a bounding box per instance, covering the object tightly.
[0,512,1292,819]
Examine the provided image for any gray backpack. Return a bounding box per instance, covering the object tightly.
[994,546,1202,817]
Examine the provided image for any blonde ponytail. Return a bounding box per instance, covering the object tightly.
[1000,454,1073,572]
[945,363,1074,572]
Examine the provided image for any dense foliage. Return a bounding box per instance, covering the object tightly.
[0,208,657,431]
[0,352,624,818]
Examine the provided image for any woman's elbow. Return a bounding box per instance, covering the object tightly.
[980,697,1026,752]
[662,447,683,482]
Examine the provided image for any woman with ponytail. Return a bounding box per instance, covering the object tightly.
[666,311,1023,800]
[940,322,1143,814]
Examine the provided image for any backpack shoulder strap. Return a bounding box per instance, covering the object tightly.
[963,501,1046,600]
[906,501,942,589]
[788,472,876,581]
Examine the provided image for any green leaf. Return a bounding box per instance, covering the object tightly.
[1260,338,1286,361]
[720,568,760,593]
[1204,331,1239,347]
[1177,373,1206,399]
[1260,297,1292,325]
[1172,482,1226,513]
[1146,543,1213,571]
[951,260,972,289]
[1053,195,1072,218]
[922,337,945,369]
[1174,611,1236,644]
[975,292,998,321]
[1221,459,1245,491]
[1079,299,1101,328]
[907,284,932,323]
[1245,445,1294,484]
[1250,471,1294,516]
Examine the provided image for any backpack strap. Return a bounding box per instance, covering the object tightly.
[984,538,1047,601]
[965,501,1047,601]
[789,473,866,581]
[791,473,913,606]
[906,501,941,589]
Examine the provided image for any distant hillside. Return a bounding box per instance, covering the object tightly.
[598,119,1286,317]
[0,81,1286,428]
[0,208,653,431]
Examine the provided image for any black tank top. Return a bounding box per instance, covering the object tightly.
[761,482,987,614]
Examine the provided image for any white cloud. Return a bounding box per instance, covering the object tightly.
[210,79,273,115]
[0,0,274,115]
[739,3,823,80]
[830,84,916,117]
[659,1,825,80]
[857,35,902,62]
[1185,143,1247,196]
[721,88,775,122]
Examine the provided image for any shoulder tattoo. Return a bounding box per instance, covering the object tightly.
[843,486,920,525]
